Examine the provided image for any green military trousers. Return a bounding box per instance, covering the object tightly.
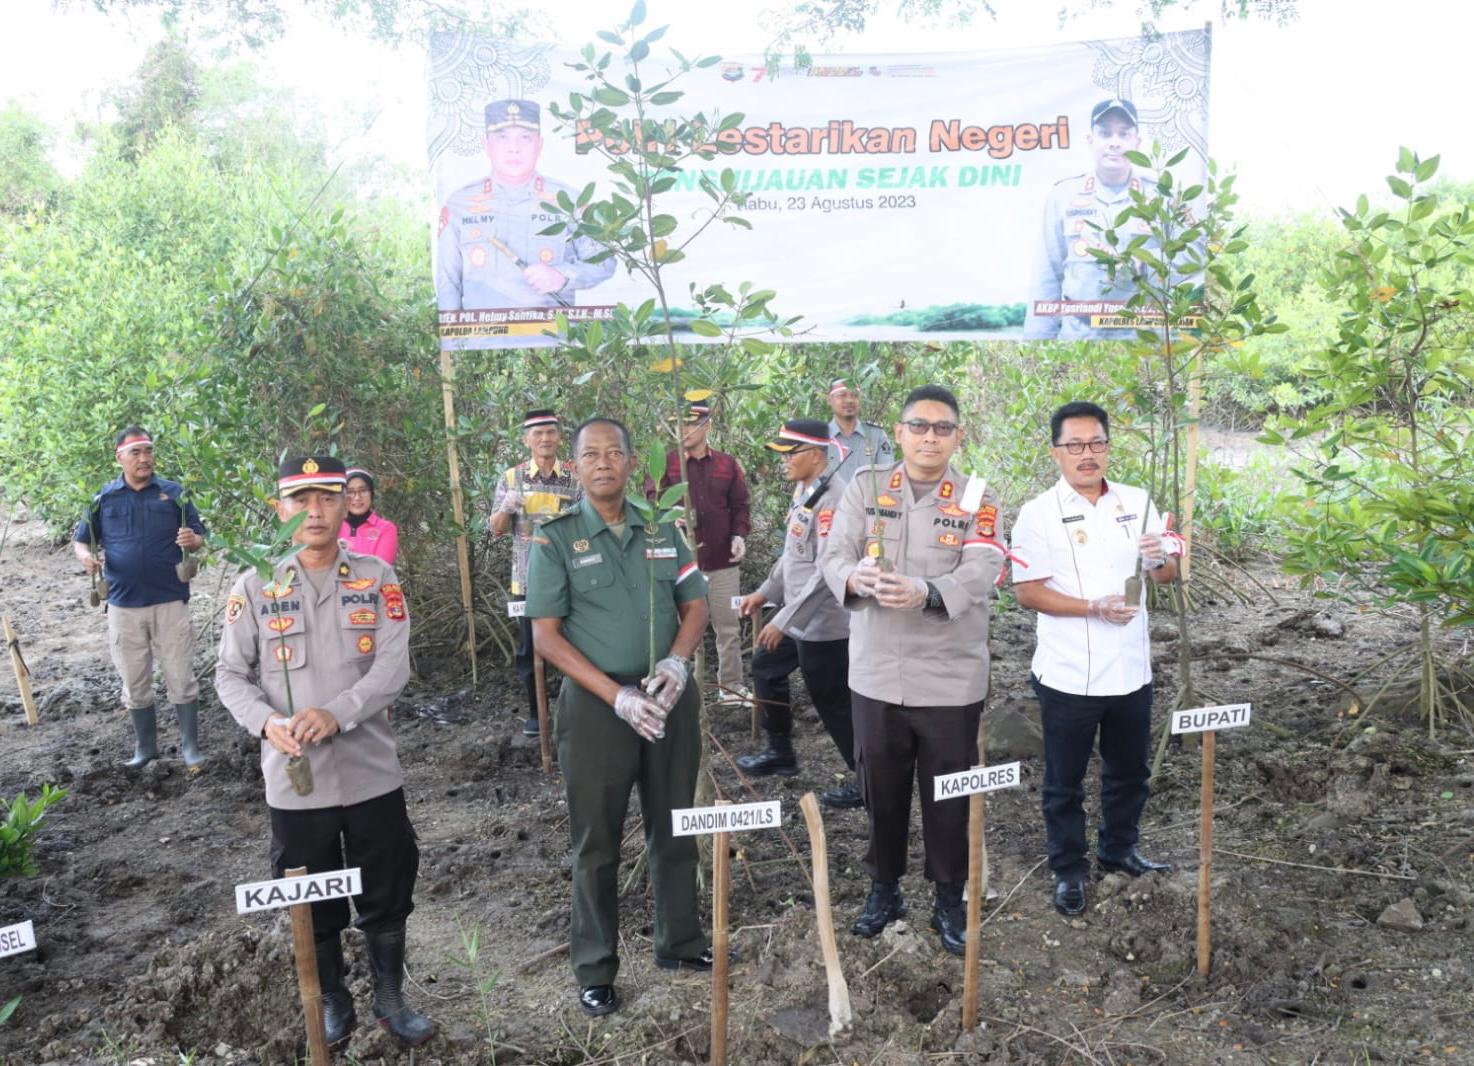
[556,675,707,986]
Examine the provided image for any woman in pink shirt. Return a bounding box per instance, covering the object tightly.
[339,468,399,564]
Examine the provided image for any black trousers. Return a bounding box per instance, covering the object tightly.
[270,787,419,943]
[1032,677,1153,880]
[514,599,537,718]
[852,693,980,885]
[751,634,855,771]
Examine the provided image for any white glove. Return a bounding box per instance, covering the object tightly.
[848,556,882,598]
[643,656,690,711]
[1087,594,1140,626]
[614,685,668,741]
[1138,533,1167,569]
[499,490,524,514]
[876,572,928,610]
[729,535,746,563]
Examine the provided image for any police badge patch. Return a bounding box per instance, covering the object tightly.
[226,595,245,625]
[382,583,407,621]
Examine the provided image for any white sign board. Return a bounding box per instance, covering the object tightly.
[506,599,526,618]
[1170,703,1252,735]
[934,761,1022,801]
[0,920,36,958]
[235,868,363,915]
[730,595,745,610]
[672,800,782,837]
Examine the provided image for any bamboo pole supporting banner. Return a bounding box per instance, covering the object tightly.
[1196,729,1216,976]
[534,652,552,774]
[710,799,731,1066]
[798,792,852,1037]
[4,617,38,726]
[438,348,478,685]
[285,867,330,1066]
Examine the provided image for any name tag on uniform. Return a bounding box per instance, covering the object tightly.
[1115,513,1138,524]
[572,553,604,568]
[645,547,678,559]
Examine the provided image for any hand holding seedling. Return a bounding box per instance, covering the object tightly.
[847,557,882,598]
[875,572,927,610]
[643,656,689,712]
[264,716,303,757]
[176,528,204,551]
[1088,594,1139,625]
[1138,532,1167,568]
[614,686,668,741]
[290,707,340,745]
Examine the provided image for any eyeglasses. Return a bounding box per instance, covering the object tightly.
[1055,439,1110,455]
[901,419,959,437]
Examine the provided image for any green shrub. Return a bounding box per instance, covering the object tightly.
[0,784,67,878]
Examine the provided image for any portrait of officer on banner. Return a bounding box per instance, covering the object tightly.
[435,98,615,313]
[1023,97,1161,341]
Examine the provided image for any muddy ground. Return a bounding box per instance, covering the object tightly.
[2,511,1473,1066]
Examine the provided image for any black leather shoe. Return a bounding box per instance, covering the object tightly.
[735,744,798,777]
[1053,878,1087,916]
[654,945,735,971]
[1098,850,1173,877]
[579,984,618,1016]
[851,880,906,938]
[819,784,863,809]
[931,882,967,956]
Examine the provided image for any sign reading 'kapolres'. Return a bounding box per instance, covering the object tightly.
[426,30,1211,350]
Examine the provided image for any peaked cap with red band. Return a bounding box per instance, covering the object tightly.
[828,378,853,396]
[765,418,833,454]
[115,431,153,456]
[277,455,348,497]
[522,408,559,430]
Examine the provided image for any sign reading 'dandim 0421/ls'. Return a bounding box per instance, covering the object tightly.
[933,761,1022,801]
[1171,704,1252,735]
[235,869,363,915]
[0,920,36,958]
[672,801,782,838]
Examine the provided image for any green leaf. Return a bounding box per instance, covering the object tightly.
[688,318,723,337]
[657,483,687,509]
[1414,154,1440,182]
[629,0,647,27]
[594,87,631,107]
[1386,175,1413,199]
[650,91,683,106]
[630,40,650,63]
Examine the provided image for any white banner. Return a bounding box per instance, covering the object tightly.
[1170,703,1252,735]
[427,29,1211,349]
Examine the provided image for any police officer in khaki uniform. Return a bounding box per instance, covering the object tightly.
[737,418,859,808]
[1024,98,1150,340]
[825,378,894,485]
[819,385,1007,956]
[526,417,717,1018]
[435,99,615,312]
[216,457,432,1049]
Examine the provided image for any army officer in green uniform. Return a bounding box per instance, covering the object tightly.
[435,99,615,311]
[526,417,716,1017]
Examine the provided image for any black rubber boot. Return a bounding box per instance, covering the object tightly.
[931,881,967,957]
[173,700,205,771]
[735,732,798,777]
[851,880,906,938]
[365,928,434,1047]
[126,706,159,768]
[315,936,357,1049]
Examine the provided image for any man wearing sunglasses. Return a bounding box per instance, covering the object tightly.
[1010,401,1182,918]
[820,384,1006,956]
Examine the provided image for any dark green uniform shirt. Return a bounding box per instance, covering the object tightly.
[525,498,708,678]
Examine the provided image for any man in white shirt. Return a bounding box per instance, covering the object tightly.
[1010,401,1182,916]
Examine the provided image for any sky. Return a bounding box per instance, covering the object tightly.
[2,0,1469,216]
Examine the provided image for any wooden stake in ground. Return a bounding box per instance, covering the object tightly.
[1196,729,1215,976]
[670,797,783,1066]
[438,347,478,686]
[798,792,852,1037]
[284,867,331,1066]
[534,652,552,774]
[930,759,1022,1032]
[961,789,986,1031]
[1168,702,1252,977]
[710,800,731,1066]
[3,616,38,726]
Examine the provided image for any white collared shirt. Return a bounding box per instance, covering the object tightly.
[1010,477,1179,697]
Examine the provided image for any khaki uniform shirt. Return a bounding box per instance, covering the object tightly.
[525,498,709,679]
[819,462,1006,705]
[216,550,410,810]
[756,476,849,642]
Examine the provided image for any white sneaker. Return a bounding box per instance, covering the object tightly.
[719,685,752,707]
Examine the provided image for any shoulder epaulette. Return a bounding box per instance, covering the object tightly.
[542,508,579,526]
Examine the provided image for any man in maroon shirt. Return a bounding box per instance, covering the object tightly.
[662,402,751,704]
